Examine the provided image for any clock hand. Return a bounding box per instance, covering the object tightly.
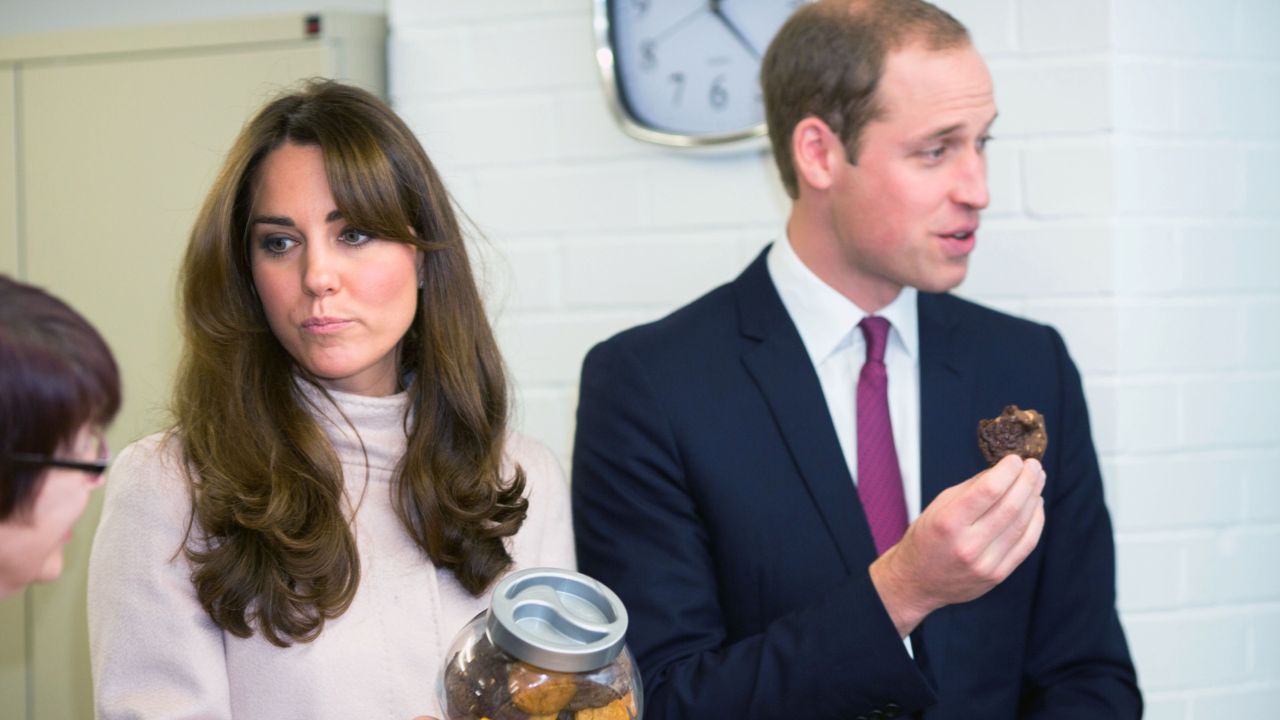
[649,3,712,46]
[709,0,761,59]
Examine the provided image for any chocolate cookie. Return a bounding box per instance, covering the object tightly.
[564,680,621,711]
[508,662,577,715]
[574,693,635,720]
[977,405,1047,465]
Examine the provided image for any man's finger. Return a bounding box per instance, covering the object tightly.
[979,470,1045,563]
[971,458,1044,536]
[991,499,1046,581]
[951,454,1024,523]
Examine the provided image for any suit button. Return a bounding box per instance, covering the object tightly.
[884,703,903,718]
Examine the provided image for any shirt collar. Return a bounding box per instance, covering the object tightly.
[767,229,919,366]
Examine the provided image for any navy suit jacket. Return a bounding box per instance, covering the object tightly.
[572,249,1141,719]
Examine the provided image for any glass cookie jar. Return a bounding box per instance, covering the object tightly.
[439,567,642,720]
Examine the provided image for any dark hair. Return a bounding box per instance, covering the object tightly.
[0,276,121,520]
[761,0,970,198]
[174,79,527,647]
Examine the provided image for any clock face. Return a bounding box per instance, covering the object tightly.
[598,0,809,146]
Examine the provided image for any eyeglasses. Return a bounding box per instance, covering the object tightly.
[8,453,110,475]
[7,431,110,476]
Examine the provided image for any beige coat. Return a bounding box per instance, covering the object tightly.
[89,384,575,719]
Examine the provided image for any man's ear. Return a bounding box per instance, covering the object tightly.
[791,116,846,193]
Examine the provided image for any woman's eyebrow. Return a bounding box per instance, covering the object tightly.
[250,209,344,226]
[252,215,294,227]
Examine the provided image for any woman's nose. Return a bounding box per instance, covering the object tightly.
[302,246,340,297]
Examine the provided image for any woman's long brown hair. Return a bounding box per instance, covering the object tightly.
[174,80,527,647]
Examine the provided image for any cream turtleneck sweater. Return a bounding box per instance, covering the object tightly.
[88,384,575,719]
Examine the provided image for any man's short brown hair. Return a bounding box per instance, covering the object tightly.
[761,0,971,198]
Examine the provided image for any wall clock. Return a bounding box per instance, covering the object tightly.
[594,0,810,148]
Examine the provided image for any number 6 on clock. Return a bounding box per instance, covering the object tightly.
[594,0,811,147]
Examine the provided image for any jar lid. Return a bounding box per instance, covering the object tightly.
[487,567,629,673]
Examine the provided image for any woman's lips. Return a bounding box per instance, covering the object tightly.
[302,317,353,334]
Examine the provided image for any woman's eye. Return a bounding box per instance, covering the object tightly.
[339,228,373,246]
[923,146,946,161]
[261,235,297,255]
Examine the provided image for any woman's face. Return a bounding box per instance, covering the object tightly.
[0,425,107,598]
[249,143,422,397]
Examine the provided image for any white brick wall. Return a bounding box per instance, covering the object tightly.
[388,1,1280,715]
[1107,0,1280,716]
[1019,0,1110,53]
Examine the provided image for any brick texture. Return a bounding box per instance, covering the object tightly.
[388,0,1280,711]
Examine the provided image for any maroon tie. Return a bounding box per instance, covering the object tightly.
[856,316,909,556]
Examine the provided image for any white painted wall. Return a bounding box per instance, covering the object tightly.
[390,1,1280,718]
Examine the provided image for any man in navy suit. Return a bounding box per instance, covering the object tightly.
[572,0,1141,717]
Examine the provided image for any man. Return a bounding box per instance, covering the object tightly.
[572,0,1141,718]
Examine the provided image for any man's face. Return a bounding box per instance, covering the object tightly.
[828,42,996,310]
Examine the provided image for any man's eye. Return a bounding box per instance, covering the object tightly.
[977,134,994,151]
[923,146,946,160]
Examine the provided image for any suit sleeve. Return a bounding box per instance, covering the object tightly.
[573,339,935,720]
[1020,328,1143,718]
[88,437,233,720]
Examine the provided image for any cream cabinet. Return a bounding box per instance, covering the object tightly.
[0,14,385,718]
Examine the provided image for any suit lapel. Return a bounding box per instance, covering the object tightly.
[918,294,974,528]
[915,292,975,699]
[733,249,878,574]
[730,254,979,696]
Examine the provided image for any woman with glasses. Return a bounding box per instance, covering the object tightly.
[0,275,120,599]
[87,80,574,720]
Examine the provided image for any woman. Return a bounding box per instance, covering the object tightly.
[0,276,120,598]
[88,81,574,719]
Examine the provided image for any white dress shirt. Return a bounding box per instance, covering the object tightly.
[766,234,922,523]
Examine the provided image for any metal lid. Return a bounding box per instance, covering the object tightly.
[486,567,629,673]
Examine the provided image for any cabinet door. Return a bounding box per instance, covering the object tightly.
[18,42,335,720]
[0,62,28,720]
[0,592,27,720]
[1,64,17,275]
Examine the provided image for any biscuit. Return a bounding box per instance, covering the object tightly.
[977,405,1047,465]
[509,662,577,715]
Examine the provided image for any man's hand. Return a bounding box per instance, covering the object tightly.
[869,454,1047,638]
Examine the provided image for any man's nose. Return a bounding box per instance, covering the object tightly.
[953,149,990,210]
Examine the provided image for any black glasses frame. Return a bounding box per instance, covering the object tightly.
[7,453,109,475]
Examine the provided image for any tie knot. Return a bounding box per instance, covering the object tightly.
[859,316,891,363]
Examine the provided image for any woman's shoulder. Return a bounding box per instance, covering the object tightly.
[116,429,183,467]
[98,430,195,536]
[108,431,190,496]
[502,432,576,569]
[502,432,563,488]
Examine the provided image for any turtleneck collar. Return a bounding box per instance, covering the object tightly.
[294,379,411,476]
